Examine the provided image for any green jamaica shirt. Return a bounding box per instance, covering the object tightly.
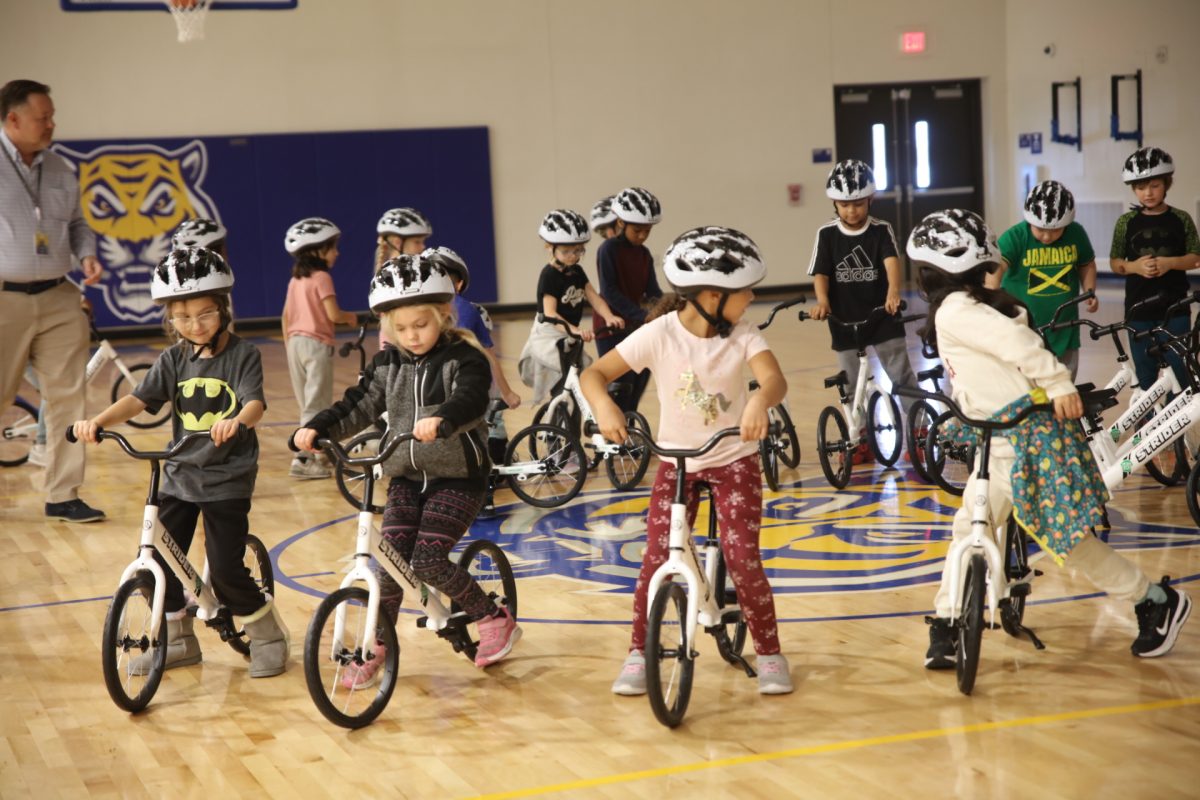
[998,221,1095,355]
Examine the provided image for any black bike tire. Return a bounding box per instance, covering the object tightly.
[956,553,987,695]
[905,399,938,482]
[0,397,38,467]
[867,391,903,467]
[926,410,973,497]
[113,363,171,429]
[303,586,400,729]
[770,403,802,469]
[644,582,694,729]
[504,424,587,508]
[816,405,852,489]
[606,410,652,491]
[1000,515,1030,636]
[102,572,167,713]
[334,429,386,514]
[228,534,275,656]
[1186,459,1200,528]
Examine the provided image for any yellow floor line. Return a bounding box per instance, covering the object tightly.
[469,695,1200,799]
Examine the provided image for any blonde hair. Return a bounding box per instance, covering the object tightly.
[379,302,486,356]
[373,238,390,273]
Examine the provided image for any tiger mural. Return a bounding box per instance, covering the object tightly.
[51,141,222,324]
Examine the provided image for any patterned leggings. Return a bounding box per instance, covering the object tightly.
[376,481,497,623]
[630,454,781,656]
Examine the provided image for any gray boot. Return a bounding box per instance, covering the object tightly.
[129,616,201,676]
[235,601,290,678]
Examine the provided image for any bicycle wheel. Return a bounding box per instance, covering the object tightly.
[112,363,171,428]
[926,411,975,497]
[769,403,801,469]
[456,539,518,620]
[0,397,38,467]
[606,410,652,491]
[905,400,938,482]
[644,582,694,729]
[759,434,780,492]
[532,400,581,452]
[101,571,167,713]
[867,391,902,466]
[228,534,275,656]
[816,405,852,489]
[713,551,747,662]
[504,424,586,508]
[303,586,400,729]
[956,553,987,695]
[334,429,386,513]
[1186,459,1200,529]
[1144,437,1189,486]
[999,515,1031,637]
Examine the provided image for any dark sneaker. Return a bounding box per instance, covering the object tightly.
[925,616,956,669]
[1132,577,1192,658]
[45,499,106,523]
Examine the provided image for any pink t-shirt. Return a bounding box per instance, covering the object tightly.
[284,271,337,346]
[616,312,769,471]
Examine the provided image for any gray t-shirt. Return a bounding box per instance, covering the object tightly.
[133,334,265,502]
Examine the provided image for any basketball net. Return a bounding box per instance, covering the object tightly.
[165,0,211,43]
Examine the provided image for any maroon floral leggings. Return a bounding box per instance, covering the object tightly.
[629,453,781,656]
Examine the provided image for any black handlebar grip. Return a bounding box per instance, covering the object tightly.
[65,426,77,444]
[287,431,300,452]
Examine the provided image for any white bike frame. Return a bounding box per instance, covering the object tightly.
[329,506,459,662]
[645,500,725,654]
[84,337,141,388]
[839,348,885,444]
[542,362,624,459]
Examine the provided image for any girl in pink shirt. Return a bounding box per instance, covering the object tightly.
[282,217,357,479]
[581,226,793,696]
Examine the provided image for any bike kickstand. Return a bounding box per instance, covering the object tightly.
[730,651,757,678]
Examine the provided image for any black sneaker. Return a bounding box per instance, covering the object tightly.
[1132,576,1192,658]
[925,616,956,669]
[45,499,106,523]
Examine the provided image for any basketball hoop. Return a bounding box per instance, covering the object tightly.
[165,0,211,43]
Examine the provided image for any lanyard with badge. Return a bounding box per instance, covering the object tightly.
[3,147,50,255]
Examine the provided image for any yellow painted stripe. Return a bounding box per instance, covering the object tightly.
[468,696,1200,799]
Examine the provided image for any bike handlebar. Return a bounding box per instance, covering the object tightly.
[537,313,583,340]
[65,427,225,460]
[756,294,808,330]
[289,421,452,467]
[891,385,1052,432]
[583,420,779,460]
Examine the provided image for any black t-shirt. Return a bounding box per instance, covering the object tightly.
[807,217,903,350]
[536,263,589,326]
[1110,207,1200,321]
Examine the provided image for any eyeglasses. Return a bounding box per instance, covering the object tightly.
[556,246,587,256]
[169,309,220,329]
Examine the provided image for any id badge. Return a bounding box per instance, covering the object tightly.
[34,230,50,256]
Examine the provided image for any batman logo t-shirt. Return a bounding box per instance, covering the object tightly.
[132,334,266,501]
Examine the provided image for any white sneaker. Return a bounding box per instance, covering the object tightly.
[289,456,331,480]
[756,654,794,694]
[611,650,647,695]
[27,443,46,467]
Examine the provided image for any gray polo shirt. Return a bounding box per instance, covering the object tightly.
[0,129,96,281]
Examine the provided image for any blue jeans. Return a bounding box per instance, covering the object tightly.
[1127,315,1191,391]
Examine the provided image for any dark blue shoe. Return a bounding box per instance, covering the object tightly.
[45,499,106,523]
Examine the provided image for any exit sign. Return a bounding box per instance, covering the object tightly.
[901,31,926,53]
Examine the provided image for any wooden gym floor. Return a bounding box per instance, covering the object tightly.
[1,284,1197,799]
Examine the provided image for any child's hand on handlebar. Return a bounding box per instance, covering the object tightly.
[293,427,319,452]
[608,315,626,330]
[413,416,444,442]
[72,419,101,444]
[810,300,831,321]
[885,291,903,315]
[739,395,769,441]
[502,389,522,409]
[1053,392,1083,420]
[209,418,242,446]
[1084,293,1100,313]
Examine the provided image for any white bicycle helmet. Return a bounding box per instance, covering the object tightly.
[171,218,227,250]
[590,195,618,229]
[369,254,456,313]
[662,226,767,292]
[825,159,876,201]
[1023,180,1075,229]
[906,209,1000,274]
[423,246,469,291]
[1122,146,1174,184]
[151,247,234,303]
[538,209,591,245]
[377,207,433,238]
[284,217,340,256]
[612,187,662,225]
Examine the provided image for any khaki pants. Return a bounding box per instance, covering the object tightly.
[0,282,88,503]
[285,334,334,426]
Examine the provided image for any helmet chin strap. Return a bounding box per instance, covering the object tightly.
[688,293,733,338]
[186,322,228,362]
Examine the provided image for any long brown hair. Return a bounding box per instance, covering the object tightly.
[646,292,688,322]
[916,263,1031,355]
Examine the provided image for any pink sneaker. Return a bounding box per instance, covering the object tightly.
[340,641,387,689]
[474,607,521,667]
